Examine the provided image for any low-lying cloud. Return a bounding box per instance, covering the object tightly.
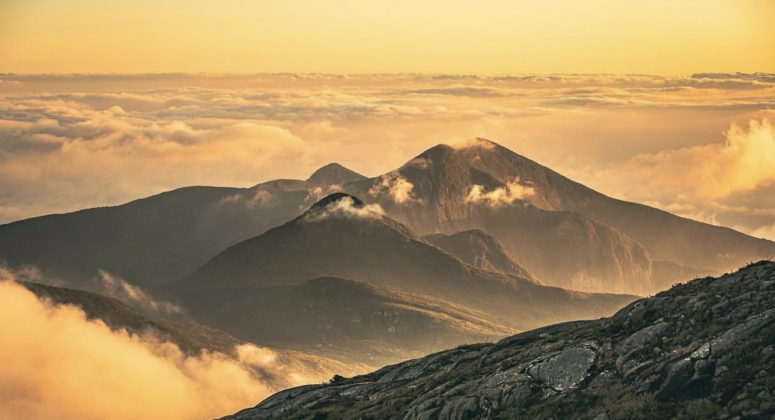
[0,276,352,420]
[466,177,536,208]
[304,196,385,222]
[582,119,775,238]
[97,269,183,316]
[1,73,775,239]
[369,173,418,204]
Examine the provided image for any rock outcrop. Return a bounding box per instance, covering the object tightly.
[227,261,775,419]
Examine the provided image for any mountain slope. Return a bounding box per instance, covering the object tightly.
[0,164,365,291]
[228,261,775,420]
[2,139,772,296]
[176,193,635,331]
[346,139,775,294]
[423,230,533,280]
[22,281,240,356]
[180,275,508,366]
[172,193,635,366]
[18,280,362,392]
[345,142,653,294]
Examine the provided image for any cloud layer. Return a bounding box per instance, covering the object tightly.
[0,275,352,420]
[583,119,775,237]
[1,73,774,238]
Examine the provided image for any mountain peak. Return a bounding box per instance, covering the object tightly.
[302,193,386,223]
[449,137,501,151]
[306,163,367,187]
[309,192,365,211]
[412,138,521,166]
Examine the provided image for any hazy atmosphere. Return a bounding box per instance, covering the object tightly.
[1,73,774,239]
[2,1,774,419]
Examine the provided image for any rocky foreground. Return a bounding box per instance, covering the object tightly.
[226,261,775,419]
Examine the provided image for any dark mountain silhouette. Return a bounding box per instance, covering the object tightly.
[172,194,635,364]
[0,164,365,291]
[227,261,775,420]
[424,230,533,280]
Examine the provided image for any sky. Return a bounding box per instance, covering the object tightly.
[1,0,775,74]
[0,3,774,418]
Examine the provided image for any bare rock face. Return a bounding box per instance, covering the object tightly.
[527,345,598,392]
[225,261,775,419]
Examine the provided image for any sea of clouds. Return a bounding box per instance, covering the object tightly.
[1,72,774,238]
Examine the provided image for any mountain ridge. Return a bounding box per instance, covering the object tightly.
[172,193,636,366]
[344,138,775,294]
[226,261,775,419]
[0,140,772,297]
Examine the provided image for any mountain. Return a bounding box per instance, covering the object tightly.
[306,162,367,187]
[177,275,508,366]
[344,138,775,294]
[424,230,533,280]
[227,261,775,420]
[2,139,772,296]
[19,280,360,390]
[22,281,240,356]
[0,164,365,291]
[172,193,635,364]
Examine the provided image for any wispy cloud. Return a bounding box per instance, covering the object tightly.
[580,119,775,239]
[303,196,384,222]
[369,173,418,204]
[97,269,183,316]
[466,177,536,208]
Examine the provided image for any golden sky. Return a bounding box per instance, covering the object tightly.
[1,0,774,74]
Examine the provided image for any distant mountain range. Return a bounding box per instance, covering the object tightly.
[1,139,773,367]
[227,261,775,419]
[171,193,632,365]
[346,139,774,294]
[1,139,770,297]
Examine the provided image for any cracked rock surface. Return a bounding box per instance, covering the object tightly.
[226,261,775,419]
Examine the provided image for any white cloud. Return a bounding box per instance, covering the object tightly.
[450,138,496,150]
[0,276,354,420]
[304,196,384,222]
[369,174,417,204]
[465,177,536,207]
[97,269,183,316]
[619,119,775,199]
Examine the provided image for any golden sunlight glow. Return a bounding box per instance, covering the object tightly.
[1,0,774,74]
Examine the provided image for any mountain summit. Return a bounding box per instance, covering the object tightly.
[1,138,772,297]
[306,163,366,187]
[344,138,775,294]
[172,193,634,364]
[347,139,654,294]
